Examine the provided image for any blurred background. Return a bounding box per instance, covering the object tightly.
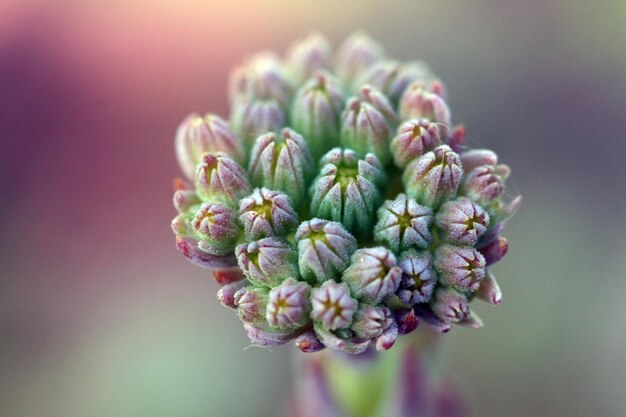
[1,1,625,416]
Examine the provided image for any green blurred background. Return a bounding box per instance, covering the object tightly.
[1,1,625,416]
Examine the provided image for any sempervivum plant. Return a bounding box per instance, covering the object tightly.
[171,32,520,355]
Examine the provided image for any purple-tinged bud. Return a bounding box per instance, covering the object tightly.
[310,149,385,237]
[396,249,436,305]
[334,31,385,87]
[248,128,314,208]
[294,331,326,353]
[403,145,463,208]
[217,279,248,309]
[431,287,470,323]
[413,304,452,333]
[342,247,402,304]
[480,237,509,265]
[311,281,358,330]
[436,197,490,246]
[195,153,251,204]
[190,202,240,255]
[230,97,285,148]
[171,213,191,237]
[212,267,245,285]
[375,321,398,351]
[290,72,345,160]
[175,236,237,269]
[476,271,502,305]
[399,81,451,126]
[459,149,498,173]
[340,86,396,164]
[238,188,298,240]
[446,124,466,152]
[395,309,419,335]
[390,119,442,169]
[374,194,433,253]
[460,164,509,205]
[266,278,311,329]
[295,218,358,283]
[175,113,245,179]
[351,305,393,339]
[234,286,269,324]
[356,60,436,105]
[434,244,486,292]
[235,238,298,287]
[173,189,200,214]
[286,32,332,83]
[313,324,371,355]
[243,322,297,347]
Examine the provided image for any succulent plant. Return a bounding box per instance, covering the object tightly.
[171,32,520,354]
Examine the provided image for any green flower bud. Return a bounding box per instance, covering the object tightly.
[434,244,486,292]
[173,189,200,214]
[309,148,385,237]
[403,145,463,208]
[195,153,251,205]
[311,281,358,330]
[286,32,332,83]
[189,202,240,255]
[374,194,433,253]
[356,60,436,105]
[290,71,345,160]
[399,81,451,126]
[234,286,269,324]
[248,128,314,208]
[266,278,312,329]
[435,197,490,246]
[295,218,358,283]
[238,188,298,240]
[342,247,402,304]
[235,238,299,287]
[390,119,442,169]
[230,97,285,149]
[175,113,245,179]
[334,31,385,88]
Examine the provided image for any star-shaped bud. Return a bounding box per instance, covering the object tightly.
[248,128,314,209]
[390,119,442,169]
[195,153,251,205]
[342,247,402,304]
[399,81,451,126]
[396,249,436,305]
[460,164,510,205]
[351,305,393,339]
[310,281,358,330]
[435,197,490,246]
[431,287,470,323]
[334,31,385,88]
[340,86,397,164]
[403,145,463,208]
[295,218,358,283]
[266,278,312,329]
[229,97,285,149]
[286,32,332,83]
[310,148,385,237]
[434,244,486,292]
[238,188,298,240]
[290,71,345,160]
[234,286,269,324]
[175,113,245,179]
[189,202,240,255]
[374,194,433,253]
[356,60,436,105]
[235,238,299,287]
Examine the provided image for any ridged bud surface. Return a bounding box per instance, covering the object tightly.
[266,278,311,329]
[286,32,332,83]
[310,281,358,330]
[460,164,509,205]
[236,238,299,287]
[234,286,269,324]
[190,202,240,255]
[435,197,490,246]
[434,244,486,292]
[374,194,433,253]
[334,32,385,87]
[239,188,298,240]
[356,60,435,105]
[230,97,285,148]
[399,81,451,125]
[195,153,251,204]
[431,287,470,323]
[351,305,392,339]
[390,119,442,168]
[396,249,436,305]
[342,247,402,304]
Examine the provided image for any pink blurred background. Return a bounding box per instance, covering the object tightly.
[1,1,625,416]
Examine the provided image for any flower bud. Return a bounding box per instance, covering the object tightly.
[294,331,325,353]
[190,202,240,255]
[313,324,372,354]
[175,236,237,269]
[476,271,502,305]
[431,287,470,323]
[243,322,297,347]
[434,244,486,292]
[290,71,344,160]
[235,238,299,287]
[238,188,298,240]
[230,97,285,148]
[375,321,398,351]
[217,279,248,309]
[212,267,245,285]
[396,249,436,305]
[395,309,419,335]
[266,278,311,329]
[296,218,358,283]
[342,247,402,304]
[248,128,314,208]
[195,153,251,204]
[435,197,490,246]
[460,164,509,205]
[334,31,385,88]
[374,194,433,253]
[234,286,269,324]
[480,237,509,266]
[310,148,385,237]
[413,304,452,333]
[399,81,451,126]
[311,281,358,330]
[175,113,245,179]
[390,119,442,169]
[286,32,332,83]
[340,86,396,164]
[351,305,393,339]
[403,145,463,208]
[459,149,498,173]
[173,189,200,214]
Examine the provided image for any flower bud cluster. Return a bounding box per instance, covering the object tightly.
[171,32,520,354]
